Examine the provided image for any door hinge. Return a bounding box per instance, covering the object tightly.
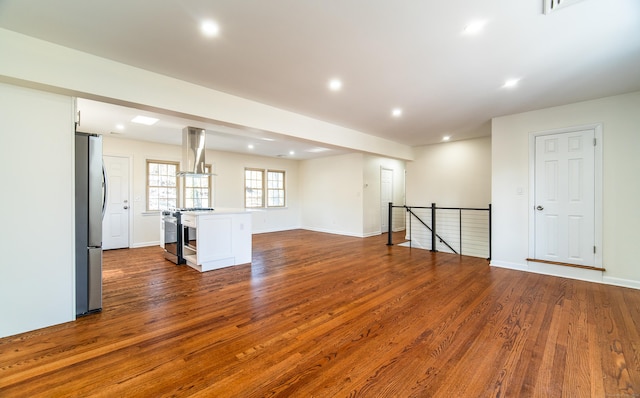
[593,138,596,146]
[594,246,596,254]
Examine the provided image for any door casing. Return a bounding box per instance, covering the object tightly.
[103,154,132,250]
[528,123,603,267]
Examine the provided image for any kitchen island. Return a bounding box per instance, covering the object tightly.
[181,209,252,272]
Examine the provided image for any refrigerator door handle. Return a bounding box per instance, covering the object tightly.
[88,135,103,247]
[102,163,108,220]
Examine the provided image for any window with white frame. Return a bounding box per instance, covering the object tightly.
[267,170,285,207]
[245,168,264,208]
[147,160,179,211]
[184,165,212,208]
[245,168,286,208]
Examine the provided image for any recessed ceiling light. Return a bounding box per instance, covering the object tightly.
[392,108,403,117]
[201,20,220,37]
[248,144,254,149]
[131,115,159,125]
[328,79,342,91]
[503,78,520,88]
[463,20,487,35]
[307,147,330,153]
[289,151,295,155]
[443,136,451,141]
[115,124,124,130]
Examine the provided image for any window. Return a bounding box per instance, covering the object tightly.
[147,160,179,211]
[245,168,264,208]
[184,165,212,208]
[245,168,286,208]
[267,170,285,207]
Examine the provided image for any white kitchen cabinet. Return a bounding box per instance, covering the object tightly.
[181,210,252,272]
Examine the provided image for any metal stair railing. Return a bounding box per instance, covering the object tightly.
[405,206,458,254]
[386,202,492,260]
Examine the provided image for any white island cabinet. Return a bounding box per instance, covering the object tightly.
[181,209,252,272]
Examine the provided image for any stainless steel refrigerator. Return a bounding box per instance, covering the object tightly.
[75,132,104,316]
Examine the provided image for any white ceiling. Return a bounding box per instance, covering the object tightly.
[1,0,639,158]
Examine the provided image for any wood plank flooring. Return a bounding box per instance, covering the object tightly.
[1,230,639,397]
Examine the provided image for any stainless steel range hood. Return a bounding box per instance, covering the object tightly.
[177,126,215,176]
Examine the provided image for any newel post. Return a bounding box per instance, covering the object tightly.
[431,203,437,252]
[387,202,394,246]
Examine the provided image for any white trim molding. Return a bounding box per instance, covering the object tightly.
[602,276,640,290]
[528,123,603,268]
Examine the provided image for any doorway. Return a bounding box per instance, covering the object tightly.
[529,124,602,267]
[103,155,131,250]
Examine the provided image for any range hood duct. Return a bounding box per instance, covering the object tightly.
[177,126,214,176]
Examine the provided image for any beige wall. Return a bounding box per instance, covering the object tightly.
[492,91,640,288]
[406,137,492,208]
[210,149,301,234]
[299,153,365,237]
[298,153,406,237]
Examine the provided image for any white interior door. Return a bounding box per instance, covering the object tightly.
[534,129,595,266]
[103,155,130,250]
[380,168,393,233]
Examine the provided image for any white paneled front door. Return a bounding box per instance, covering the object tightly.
[534,129,595,266]
[103,155,130,250]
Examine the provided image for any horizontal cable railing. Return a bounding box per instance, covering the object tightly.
[387,203,492,260]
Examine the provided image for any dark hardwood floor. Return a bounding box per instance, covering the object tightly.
[1,230,639,397]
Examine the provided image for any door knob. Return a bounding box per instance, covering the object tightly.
[123,206,129,210]
[536,205,544,211]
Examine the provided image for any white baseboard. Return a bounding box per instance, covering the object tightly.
[526,261,603,284]
[130,241,160,248]
[490,259,640,290]
[398,240,430,250]
[602,276,640,290]
[252,226,301,235]
[301,226,365,238]
[490,260,528,271]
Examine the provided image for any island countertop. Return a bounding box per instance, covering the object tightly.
[180,210,252,272]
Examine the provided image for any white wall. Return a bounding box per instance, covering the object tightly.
[208,149,300,234]
[103,136,301,246]
[299,153,365,237]
[406,137,492,208]
[0,83,75,338]
[402,137,492,256]
[492,91,640,288]
[299,153,406,237]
